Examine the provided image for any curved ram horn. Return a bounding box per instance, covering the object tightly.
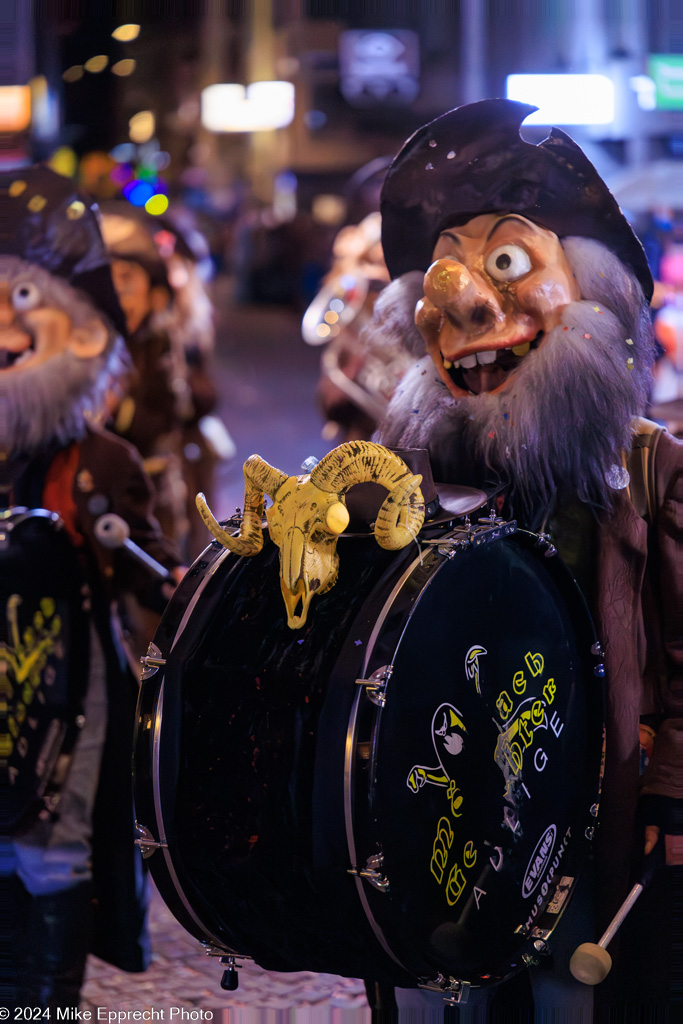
[196,454,289,557]
[310,440,425,550]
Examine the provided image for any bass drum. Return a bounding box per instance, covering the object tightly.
[133,510,604,990]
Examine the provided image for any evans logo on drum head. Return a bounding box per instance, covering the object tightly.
[522,825,557,899]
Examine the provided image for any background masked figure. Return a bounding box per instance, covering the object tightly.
[100,207,191,549]
[369,100,681,1011]
[0,168,182,1009]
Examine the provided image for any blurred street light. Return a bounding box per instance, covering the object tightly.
[200,81,295,132]
[129,110,155,143]
[506,74,615,125]
[0,86,31,132]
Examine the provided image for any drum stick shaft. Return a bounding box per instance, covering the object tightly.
[598,883,643,949]
[122,537,172,580]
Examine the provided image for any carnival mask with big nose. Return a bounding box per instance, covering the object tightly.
[0,270,108,373]
[416,213,580,398]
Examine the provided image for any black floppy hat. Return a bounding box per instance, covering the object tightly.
[1,165,127,335]
[380,98,653,302]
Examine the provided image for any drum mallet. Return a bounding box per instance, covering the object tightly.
[569,881,645,985]
[569,831,666,987]
[94,513,172,580]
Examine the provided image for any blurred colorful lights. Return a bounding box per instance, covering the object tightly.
[123,180,155,206]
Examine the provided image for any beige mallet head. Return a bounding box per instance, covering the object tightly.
[569,942,613,985]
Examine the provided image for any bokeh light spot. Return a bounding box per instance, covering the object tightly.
[9,180,27,197]
[316,324,331,339]
[145,194,170,216]
[112,24,140,42]
[112,59,136,77]
[28,195,47,212]
[48,147,78,178]
[123,180,155,207]
[129,110,155,143]
[323,310,339,325]
[62,65,84,83]
[84,55,109,74]
[67,200,86,220]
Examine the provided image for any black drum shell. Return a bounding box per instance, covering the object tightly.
[133,522,603,987]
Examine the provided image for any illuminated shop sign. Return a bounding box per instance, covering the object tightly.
[339,30,419,107]
[648,55,683,110]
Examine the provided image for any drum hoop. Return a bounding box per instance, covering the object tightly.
[344,546,429,973]
[344,528,601,984]
[150,675,241,954]
[170,547,232,653]
[148,549,243,957]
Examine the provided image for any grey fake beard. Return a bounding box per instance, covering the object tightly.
[0,259,127,456]
[0,341,127,455]
[375,237,655,513]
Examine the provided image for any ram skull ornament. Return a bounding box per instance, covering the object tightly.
[196,441,425,628]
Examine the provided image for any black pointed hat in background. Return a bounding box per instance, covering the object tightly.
[380,98,653,302]
[1,165,127,335]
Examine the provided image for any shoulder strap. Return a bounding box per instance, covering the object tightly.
[626,416,665,524]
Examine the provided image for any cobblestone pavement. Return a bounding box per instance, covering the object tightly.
[81,883,370,1019]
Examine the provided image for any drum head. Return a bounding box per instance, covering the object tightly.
[354,532,602,984]
[1,509,89,828]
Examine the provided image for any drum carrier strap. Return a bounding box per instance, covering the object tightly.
[625,417,665,525]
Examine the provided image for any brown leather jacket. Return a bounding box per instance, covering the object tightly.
[594,425,682,927]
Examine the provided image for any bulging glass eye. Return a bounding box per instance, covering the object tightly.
[485,244,531,283]
[12,281,42,312]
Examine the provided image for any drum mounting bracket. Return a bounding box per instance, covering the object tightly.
[424,513,517,558]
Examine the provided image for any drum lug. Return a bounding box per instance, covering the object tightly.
[140,641,166,680]
[356,665,392,707]
[348,852,390,892]
[134,821,168,858]
[443,981,471,1006]
[535,532,557,557]
[533,936,552,957]
[419,976,471,1005]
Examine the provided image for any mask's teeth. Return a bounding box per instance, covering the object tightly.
[512,341,531,357]
[460,353,477,369]
[443,359,453,369]
[476,349,497,365]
